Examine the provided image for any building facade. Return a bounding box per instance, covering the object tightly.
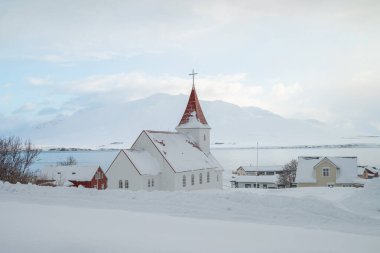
[295,156,363,187]
[106,84,223,191]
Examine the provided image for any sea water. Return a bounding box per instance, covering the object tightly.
[32,148,380,174]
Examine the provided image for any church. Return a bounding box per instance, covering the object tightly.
[106,79,224,191]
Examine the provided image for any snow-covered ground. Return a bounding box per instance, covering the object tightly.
[1,179,379,253]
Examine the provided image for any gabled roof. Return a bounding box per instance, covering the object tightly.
[295,156,359,184]
[176,85,210,129]
[141,130,223,173]
[40,165,102,182]
[238,165,283,172]
[122,149,161,175]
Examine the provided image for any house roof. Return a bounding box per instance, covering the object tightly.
[295,156,359,184]
[238,165,283,172]
[176,85,210,129]
[143,130,223,173]
[123,149,161,175]
[40,165,101,182]
[231,175,279,183]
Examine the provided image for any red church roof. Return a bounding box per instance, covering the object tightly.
[177,85,209,128]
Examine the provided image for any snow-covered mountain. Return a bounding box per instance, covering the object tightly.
[21,93,361,148]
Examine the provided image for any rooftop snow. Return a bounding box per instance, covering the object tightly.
[238,165,283,172]
[144,131,223,173]
[40,165,101,182]
[295,156,359,184]
[123,149,161,175]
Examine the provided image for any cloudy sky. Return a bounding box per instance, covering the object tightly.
[1,0,379,135]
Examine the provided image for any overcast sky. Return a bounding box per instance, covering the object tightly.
[1,0,379,135]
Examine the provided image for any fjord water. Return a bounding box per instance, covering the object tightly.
[32,148,380,174]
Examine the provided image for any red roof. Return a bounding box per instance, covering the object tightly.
[178,86,208,126]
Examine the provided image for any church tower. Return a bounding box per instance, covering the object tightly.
[176,82,211,155]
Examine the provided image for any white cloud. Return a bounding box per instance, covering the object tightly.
[13,103,37,114]
[27,76,51,86]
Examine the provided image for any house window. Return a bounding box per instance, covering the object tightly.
[119,180,123,188]
[191,174,195,185]
[207,172,210,183]
[263,184,267,189]
[152,179,154,187]
[148,179,151,187]
[245,184,251,188]
[183,175,186,187]
[125,180,129,189]
[322,168,330,177]
[199,173,203,184]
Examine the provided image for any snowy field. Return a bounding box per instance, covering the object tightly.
[1,180,380,253]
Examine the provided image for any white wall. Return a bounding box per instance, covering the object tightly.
[106,151,143,190]
[132,131,176,191]
[174,169,223,190]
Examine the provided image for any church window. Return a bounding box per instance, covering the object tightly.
[182,175,186,187]
[204,134,206,141]
[152,179,154,187]
[191,174,195,185]
[207,172,210,183]
[125,180,129,189]
[148,179,151,187]
[199,173,203,184]
[119,180,123,188]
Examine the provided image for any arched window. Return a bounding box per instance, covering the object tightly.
[119,180,123,188]
[182,175,186,187]
[152,179,154,187]
[199,173,203,184]
[191,174,195,185]
[207,172,210,183]
[125,180,129,189]
[148,179,151,187]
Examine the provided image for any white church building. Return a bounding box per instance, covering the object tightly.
[106,83,224,191]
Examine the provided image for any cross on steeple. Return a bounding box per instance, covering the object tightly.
[189,69,198,88]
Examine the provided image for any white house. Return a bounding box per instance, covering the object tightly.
[235,165,283,176]
[295,156,364,187]
[106,84,224,191]
[230,175,280,189]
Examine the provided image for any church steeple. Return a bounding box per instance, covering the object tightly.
[176,71,211,154]
[177,85,209,128]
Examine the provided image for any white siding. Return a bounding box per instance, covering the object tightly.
[132,132,175,191]
[106,151,144,190]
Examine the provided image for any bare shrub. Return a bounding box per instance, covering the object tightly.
[0,136,41,184]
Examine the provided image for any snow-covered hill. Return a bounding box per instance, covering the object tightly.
[21,93,359,148]
[1,180,379,253]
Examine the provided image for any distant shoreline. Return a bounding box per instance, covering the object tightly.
[39,143,380,152]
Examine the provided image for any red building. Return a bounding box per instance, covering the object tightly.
[38,165,107,190]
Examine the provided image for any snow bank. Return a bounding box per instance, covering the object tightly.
[1,201,379,253]
[1,181,379,236]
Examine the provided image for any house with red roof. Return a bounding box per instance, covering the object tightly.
[38,165,107,189]
[106,81,223,191]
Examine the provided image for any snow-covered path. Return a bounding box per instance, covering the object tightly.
[0,180,379,252]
